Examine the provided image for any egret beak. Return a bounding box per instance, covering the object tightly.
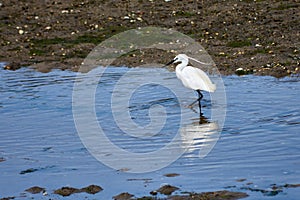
[163,59,176,67]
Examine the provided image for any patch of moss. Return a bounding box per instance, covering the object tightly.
[274,3,298,10]
[227,40,252,48]
[176,11,196,17]
[30,48,47,56]
[32,26,129,48]
[33,37,66,46]
[252,48,268,54]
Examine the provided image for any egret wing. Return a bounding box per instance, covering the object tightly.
[181,66,216,92]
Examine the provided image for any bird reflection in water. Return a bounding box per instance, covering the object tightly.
[180,115,219,158]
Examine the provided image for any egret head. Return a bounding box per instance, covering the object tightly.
[165,54,189,66]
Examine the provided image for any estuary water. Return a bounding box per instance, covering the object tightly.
[0,64,299,199]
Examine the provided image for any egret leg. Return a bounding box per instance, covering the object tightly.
[196,90,203,116]
[188,90,203,115]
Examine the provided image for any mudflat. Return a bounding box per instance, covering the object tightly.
[0,0,299,76]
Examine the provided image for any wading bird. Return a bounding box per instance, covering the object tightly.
[165,54,216,116]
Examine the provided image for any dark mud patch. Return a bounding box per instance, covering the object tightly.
[131,190,248,200]
[232,182,300,197]
[284,183,300,188]
[19,168,38,175]
[127,178,152,182]
[163,173,180,177]
[235,178,247,182]
[240,186,282,197]
[19,165,55,175]
[54,184,103,196]
[0,197,15,200]
[171,190,248,200]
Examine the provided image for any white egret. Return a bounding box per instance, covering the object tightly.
[165,54,216,116]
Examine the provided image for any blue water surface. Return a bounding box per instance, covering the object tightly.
[0,64,299,199]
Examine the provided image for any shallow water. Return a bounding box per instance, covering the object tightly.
[0,64,299,199]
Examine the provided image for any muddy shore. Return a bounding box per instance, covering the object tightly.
[0,0,299,77]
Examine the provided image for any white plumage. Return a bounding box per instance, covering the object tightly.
[174,54,216,92]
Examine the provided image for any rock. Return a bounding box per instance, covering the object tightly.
[25,186,45,194]
[113,192,134,200]
[156,184,179,195]
[54,185,103,196]
[3,62,21,71]
[80,184,103,194]
[54,187,81,196]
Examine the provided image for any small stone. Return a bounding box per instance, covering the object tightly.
[150,190,158,195]
[4,62,21,71]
